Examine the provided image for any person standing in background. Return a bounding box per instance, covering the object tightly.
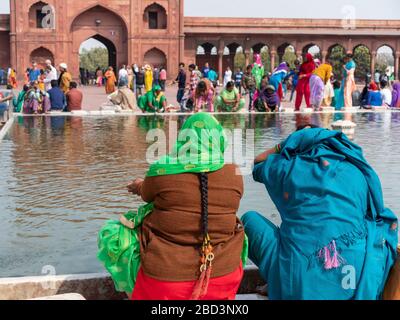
[144,65,153,92]
[58,63,72,94]
[118,65,129,86]
[234,68,244,95]
[223,67,233,88]
[135,67,145,98]
[105,67,117,94]
[159,67,167,91]
[202,62,210,79]
[43,59,58,91]
[242,65,257,112]
[342,54,357,108]
[172,63,187,104]
[295,53,316,111]
[127,65,135,91]
[153,67,160,87]
[29,62,41,83]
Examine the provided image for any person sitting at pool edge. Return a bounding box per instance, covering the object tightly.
[367,82,383,108]
[66,82,83,112]
[47,80,66,111]
[98,113,247,300]
[215,81,245,112]
[242,124,398,300]
[138,85,167,113]
[254,85,280,112]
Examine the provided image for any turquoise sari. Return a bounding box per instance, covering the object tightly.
[243,128,398,300]
[338,60,356,109]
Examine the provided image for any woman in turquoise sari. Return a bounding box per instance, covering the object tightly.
[340,54,356,108]
[242,125,398,300]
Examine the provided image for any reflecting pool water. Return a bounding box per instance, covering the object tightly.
[0,112,399,277]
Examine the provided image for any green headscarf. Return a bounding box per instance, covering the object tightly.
[138,85,166,112]
[147,113,226,177]
[98,113,248,294]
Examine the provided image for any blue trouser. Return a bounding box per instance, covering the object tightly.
[242,211,368,300]
[177,88,185,104]
[0,103,8,117]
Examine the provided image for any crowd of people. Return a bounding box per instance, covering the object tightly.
[170,53,400,114]
[2,52,400,119]
[0,60,83,118]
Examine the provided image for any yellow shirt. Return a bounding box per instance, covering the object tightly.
[60,72,72,93]
[313,64,332,84]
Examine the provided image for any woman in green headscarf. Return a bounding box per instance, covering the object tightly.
[98,113,247,300]
[137,85,167,113]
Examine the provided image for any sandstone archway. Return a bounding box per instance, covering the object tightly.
[70,5,128,80]
[144,48,167,70]
[30,47,54,69]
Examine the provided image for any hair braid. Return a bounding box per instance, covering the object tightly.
[199,173,209,237]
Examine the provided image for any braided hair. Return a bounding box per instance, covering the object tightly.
[199,173,209,237]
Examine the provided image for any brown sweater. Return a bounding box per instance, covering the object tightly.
[139,164,245,282]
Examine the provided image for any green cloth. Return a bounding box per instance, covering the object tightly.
[97,203,154,293]
[13,91,26,113]
[252,64,265,90]
[147,113,226,177]
[216,95,245,112]
[98,113,248,294]
[221,87,239,101]
[138,85,166,112]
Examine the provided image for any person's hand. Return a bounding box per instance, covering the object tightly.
[127,178,144,196]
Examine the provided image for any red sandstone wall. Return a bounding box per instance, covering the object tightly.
[0,31,10,68]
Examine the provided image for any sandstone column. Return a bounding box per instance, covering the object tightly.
[322,51,328,64]
[218,39,225,84]
[244,49,250,67]
[395,52,400,80]
[218,50,223,83]
[270,51,276,73]
[9,0,17,72]
[370,51,377,78]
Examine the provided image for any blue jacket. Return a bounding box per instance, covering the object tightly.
[367,91,382,106]
[48,87,66,110]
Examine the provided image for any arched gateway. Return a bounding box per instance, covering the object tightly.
[70,5,128,79]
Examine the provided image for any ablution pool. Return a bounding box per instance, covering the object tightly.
[1,112,399,277]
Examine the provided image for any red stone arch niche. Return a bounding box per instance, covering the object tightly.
[143,48,167,70]
[30,47,54,69]
[143,2,168,30]
[28,1,49,29]
[70,5,128,79]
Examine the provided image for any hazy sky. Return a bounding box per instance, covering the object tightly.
[1,0,398,50]
[0,0,399,19]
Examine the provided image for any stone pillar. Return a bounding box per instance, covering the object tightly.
[244,50,250,67]
[395,52,400,80]
[218,39,225,84]
[270,51,276,73]
[218,50,224,84]
[370,51,377,78]
[178,0,185,64]
[9,0,17,72]
[322,51,328,64]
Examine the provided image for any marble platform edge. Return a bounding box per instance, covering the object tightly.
[0,114,15,142]
[11,108,400,119]
[0,265,263,300]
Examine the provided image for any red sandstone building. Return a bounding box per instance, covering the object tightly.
[0,0,399,81]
